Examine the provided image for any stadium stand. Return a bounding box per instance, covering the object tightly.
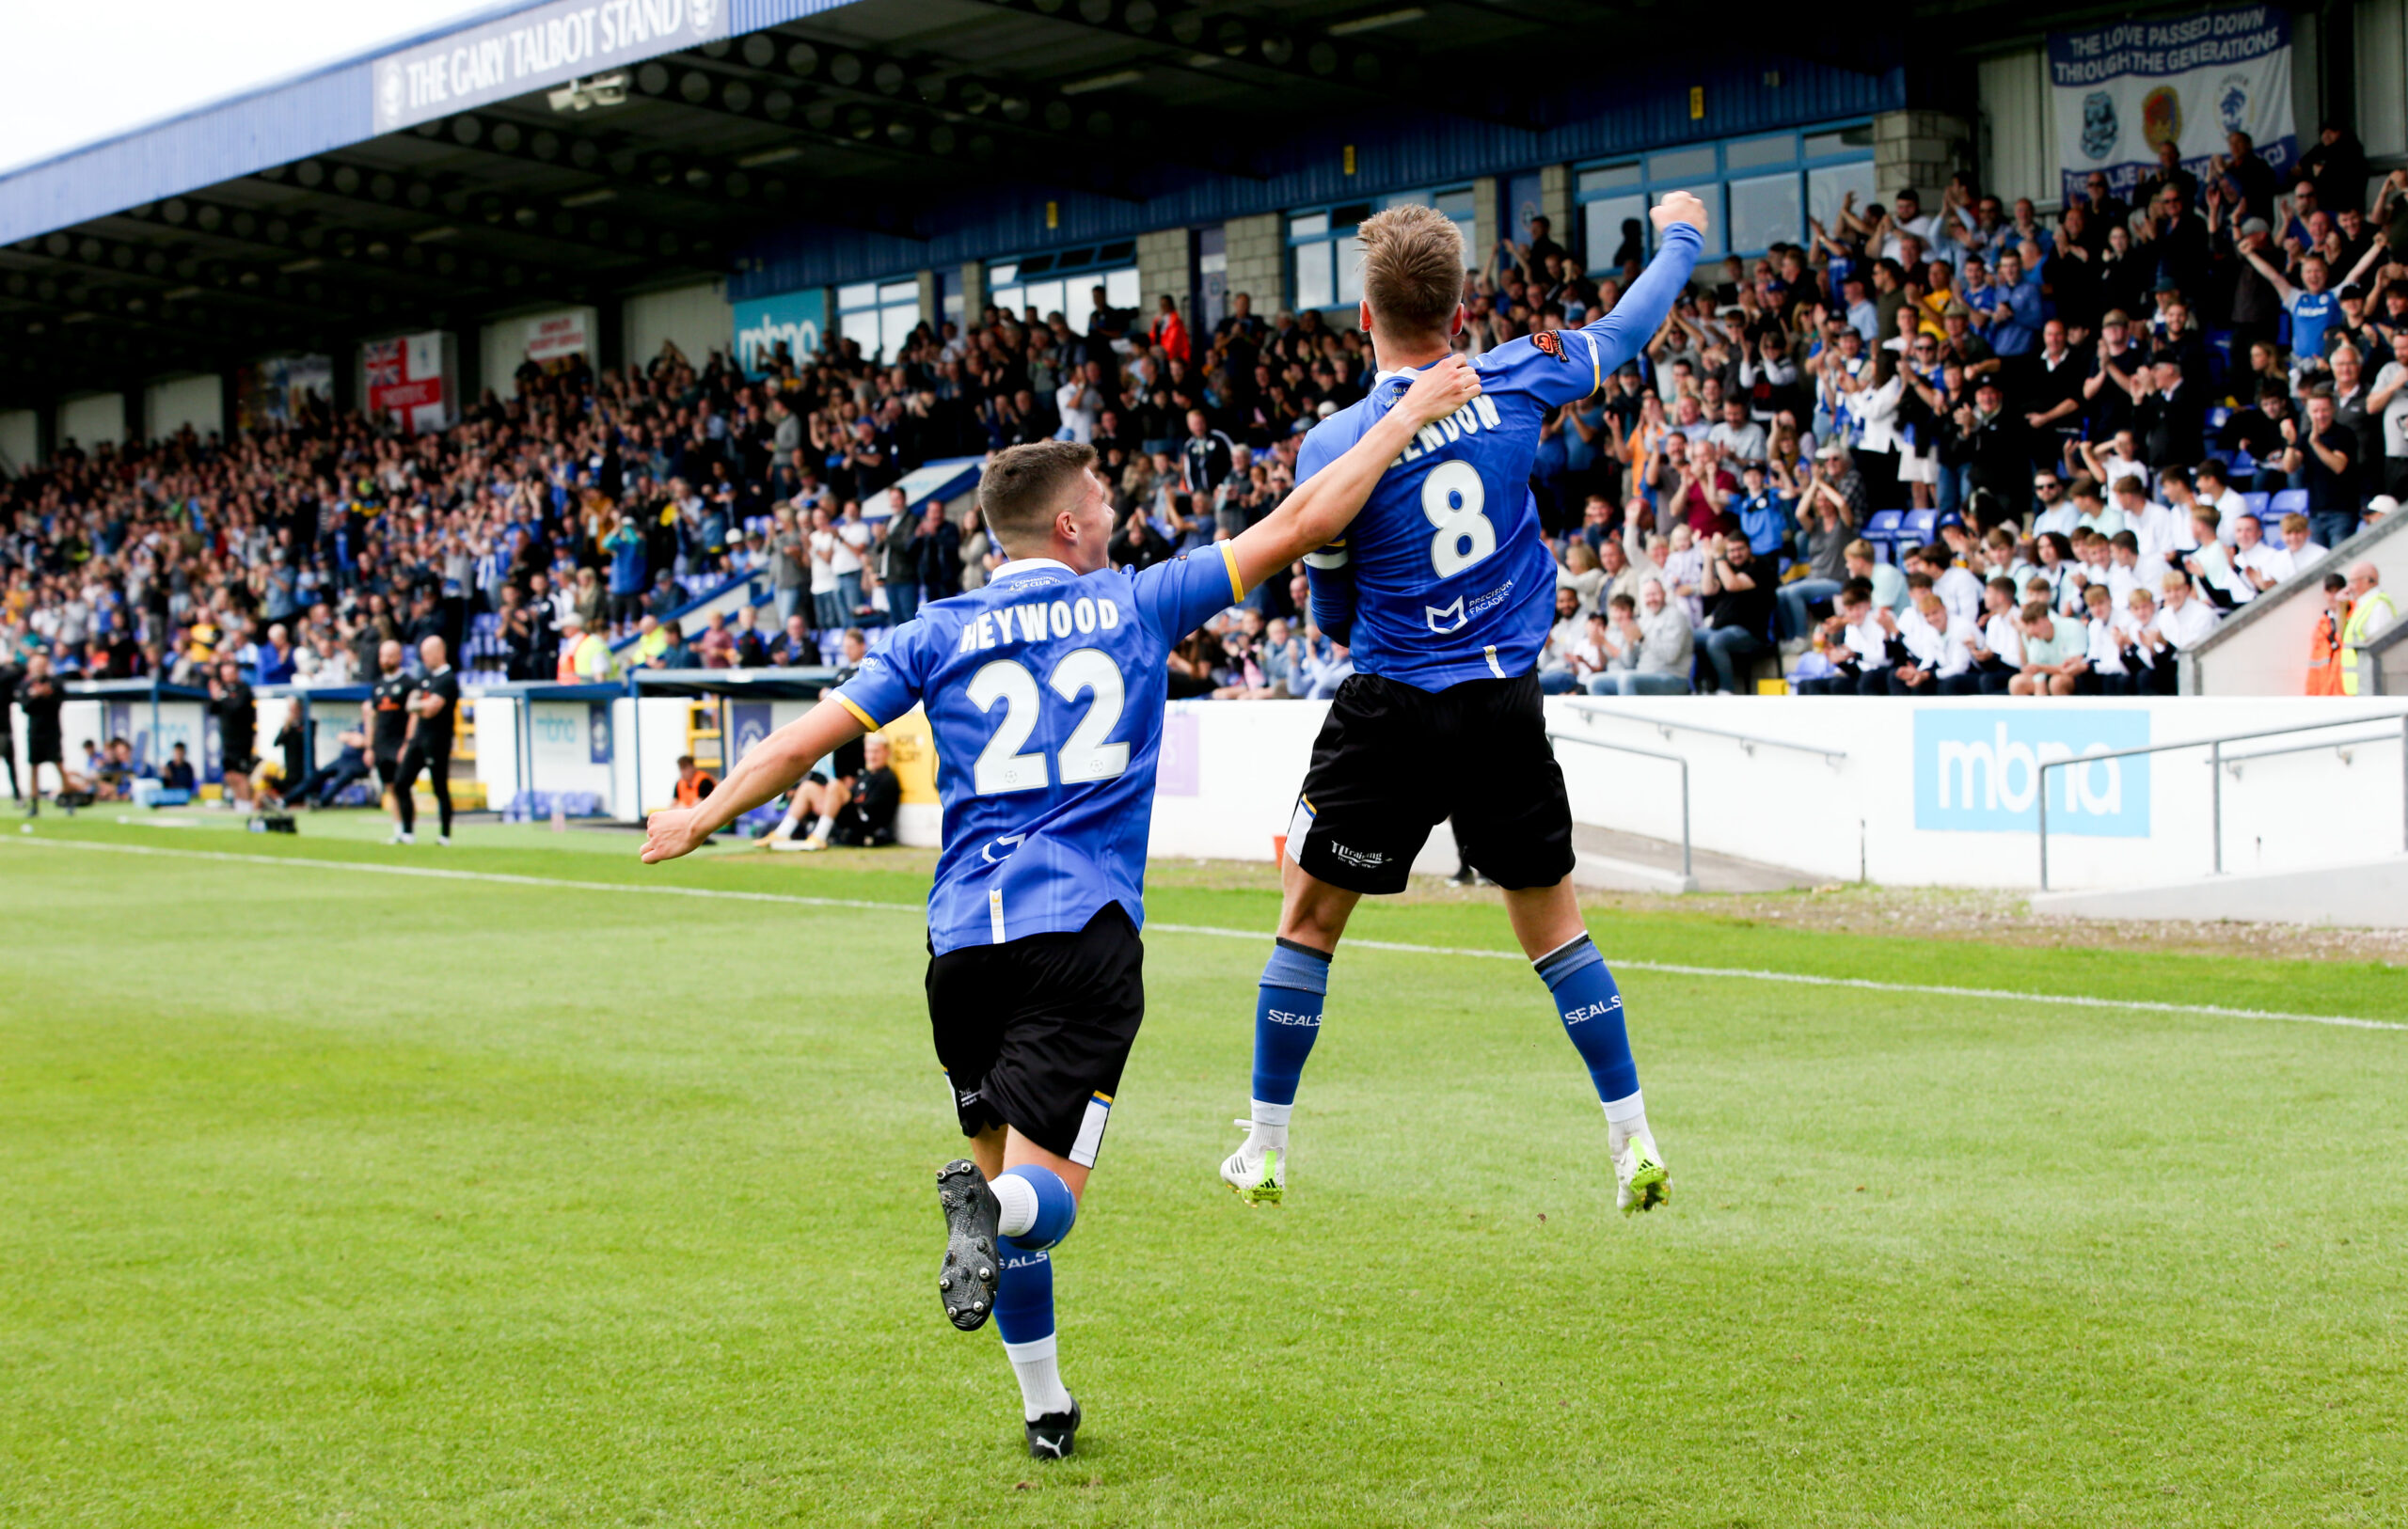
[1,8,2401,710]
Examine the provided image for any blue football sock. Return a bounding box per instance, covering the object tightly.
[1534,934,1642,1119]
[1251,938,1332,1114]
[993,1242,1055,1345]
[992,1241,1073,1421]
[994,1163,1077,1251]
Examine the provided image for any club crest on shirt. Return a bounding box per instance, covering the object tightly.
[1530,329,1568,361]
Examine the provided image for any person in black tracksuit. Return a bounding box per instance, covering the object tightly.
[206,658,257,807]
[0,656,23,801]
[367,639,414,829]
[391,636,460,844]
[17,655,63,814]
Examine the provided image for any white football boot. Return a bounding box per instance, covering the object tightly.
[1219,1120,1286,1206]
[1609,1119,1670,1215]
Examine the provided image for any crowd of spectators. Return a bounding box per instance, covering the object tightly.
[1512,127,2405,696]
[4,123,2401,710]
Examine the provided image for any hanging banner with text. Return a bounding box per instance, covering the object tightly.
[2049,7,2296,204]
[372,0,732,132]
[522,311,590,364]
[362,332,450,433]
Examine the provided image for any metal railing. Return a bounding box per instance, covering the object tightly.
[1546,730,1691,881]
[1561,701,1850,767]
[2037,712,2408,891]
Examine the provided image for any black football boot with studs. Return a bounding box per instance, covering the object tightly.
[935,1159,1002,1332]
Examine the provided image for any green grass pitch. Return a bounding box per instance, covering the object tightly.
[3,815,2404,1527]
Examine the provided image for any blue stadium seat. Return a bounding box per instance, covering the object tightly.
[1863,509,1905,562]
[2240,491,2272,520]
[1903,509,1939,547]
[2269,488,2310,520]
[2206,404,2232,433]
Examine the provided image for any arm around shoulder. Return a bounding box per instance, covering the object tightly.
[1226,355,1481,594]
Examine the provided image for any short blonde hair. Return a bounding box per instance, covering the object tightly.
[1357,203,1465,337]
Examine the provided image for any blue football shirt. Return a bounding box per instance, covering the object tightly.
[1298,222,1702,692]
[832,544,1244,954]
[2287,288,2337,359]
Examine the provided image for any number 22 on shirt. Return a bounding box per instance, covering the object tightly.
[966,648,1130,794]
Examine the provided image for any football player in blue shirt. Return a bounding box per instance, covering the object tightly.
[640,356,1480,1460]
[1219,192,1708,1216]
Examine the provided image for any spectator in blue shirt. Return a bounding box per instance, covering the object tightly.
[1840,276,1879,343]
[254,623,297,686]
[1988,250,2042,356]
[603,513,648,630]
[1734,464,1792,558]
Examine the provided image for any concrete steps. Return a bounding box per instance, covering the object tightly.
[2028,856,2408,927]
[1568,823,1819,896]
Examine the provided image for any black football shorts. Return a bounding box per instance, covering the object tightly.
[924,903,1144,1167]
[1287,670,1575,896]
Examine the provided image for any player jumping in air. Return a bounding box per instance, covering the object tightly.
[640,356,1481,1459]
[1219,192,1708,1215]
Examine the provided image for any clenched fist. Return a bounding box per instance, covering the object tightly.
[1652,191,1709,235]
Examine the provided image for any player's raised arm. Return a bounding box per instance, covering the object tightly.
[641,695,867,862]
[1578,192,1709,372]
[1226,355,1481,594]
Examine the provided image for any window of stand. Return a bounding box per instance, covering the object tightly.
[1288,187,1477,313]
[836,278,931,364]
[1575,123,1875,269]
[987,241,1142,329]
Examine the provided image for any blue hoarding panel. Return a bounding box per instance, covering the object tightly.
[1912,708,2152,838]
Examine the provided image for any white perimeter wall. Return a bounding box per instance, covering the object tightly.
[455,692,2400,896]
[624,280,732,372]
[1135,696,2401,894]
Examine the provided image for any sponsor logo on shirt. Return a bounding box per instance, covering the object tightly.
[1530,329,1569,362]
[1425,576,1517,633]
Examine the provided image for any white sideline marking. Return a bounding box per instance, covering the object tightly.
[11,835,2403,1033]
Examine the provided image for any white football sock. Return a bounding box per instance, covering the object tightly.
[808,814,832,839]
[1003,1334,1073,1421]
[1602,1089,1646,1128]
[990,1172,1038,1240]
[1249,1098,1292,1151]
